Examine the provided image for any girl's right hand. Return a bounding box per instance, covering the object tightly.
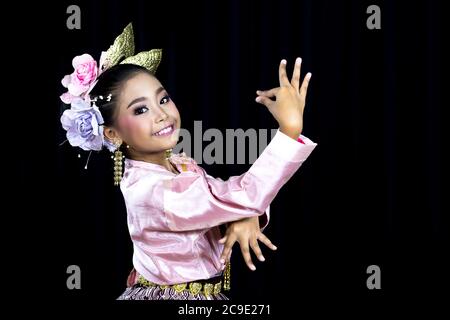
[256,58,312,140]
[219,216,277,271]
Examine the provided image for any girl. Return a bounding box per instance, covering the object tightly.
[60,24,317,300]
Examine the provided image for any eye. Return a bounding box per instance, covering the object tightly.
[134,106,148,115]
[160,95,171,105]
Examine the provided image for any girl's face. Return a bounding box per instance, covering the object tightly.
[113,72,181,156]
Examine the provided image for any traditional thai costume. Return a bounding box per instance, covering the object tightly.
[117,130,316,299]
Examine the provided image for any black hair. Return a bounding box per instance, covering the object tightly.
[89,64,155,126]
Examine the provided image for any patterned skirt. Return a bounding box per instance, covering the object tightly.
[117,271,229,300]
[117,283,229,300]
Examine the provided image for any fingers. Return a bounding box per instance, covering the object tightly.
[291,57,302,90]
[256,87,279,98]
[255,87,279,109]
[300,72,312,107]
[257,233,278,251]
[221,249,233,271]
[250,238,265,262]
[255,95,275,109]
[240,242,256,271]
[219,235,227,244]
[278,59,290,87]
[276,58,311,93]
[220,234,236,264]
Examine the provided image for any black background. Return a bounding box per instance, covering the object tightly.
[15,0,447,310]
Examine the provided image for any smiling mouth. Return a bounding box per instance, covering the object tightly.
[152,124,174,137]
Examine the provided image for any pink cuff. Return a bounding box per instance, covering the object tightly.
[297,137,305,144]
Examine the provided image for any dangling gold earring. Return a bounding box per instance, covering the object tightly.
[113,140,124,186]
[165,148,173,159]
[224,261,231,291]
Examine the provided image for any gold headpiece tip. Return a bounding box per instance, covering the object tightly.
[102,22,136,69]
[124,23,134,36]
[120,48,163,73]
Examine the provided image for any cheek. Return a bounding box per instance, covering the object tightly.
[167,104,181,124]
[117,116,149,140]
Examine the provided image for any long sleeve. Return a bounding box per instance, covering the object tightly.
[161,129,317,231]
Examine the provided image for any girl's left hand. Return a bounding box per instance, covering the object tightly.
[219,216,277,271]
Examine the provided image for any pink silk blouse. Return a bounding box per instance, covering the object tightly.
[120,129,317,285]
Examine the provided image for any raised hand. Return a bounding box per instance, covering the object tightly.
[256,58,311,140]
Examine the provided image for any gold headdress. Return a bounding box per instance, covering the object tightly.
[100,22,162,73]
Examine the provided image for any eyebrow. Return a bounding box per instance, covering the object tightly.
[127,87,166,109]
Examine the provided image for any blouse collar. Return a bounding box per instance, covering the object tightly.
[124,152,195,173]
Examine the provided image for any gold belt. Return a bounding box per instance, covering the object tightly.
[137,262,231,296]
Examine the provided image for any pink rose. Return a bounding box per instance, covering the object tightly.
[60,54,98,102]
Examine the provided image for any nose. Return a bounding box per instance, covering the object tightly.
[154,106,168,123]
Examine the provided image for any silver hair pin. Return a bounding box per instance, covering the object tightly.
[84,151,93,170]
